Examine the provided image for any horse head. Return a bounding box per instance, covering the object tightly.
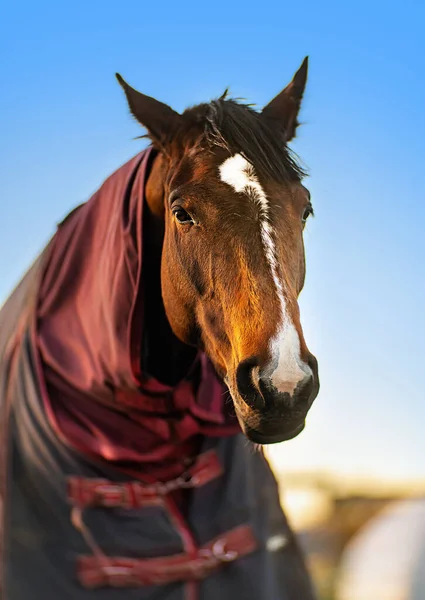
[116,58,319,444]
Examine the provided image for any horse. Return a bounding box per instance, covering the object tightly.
[0,57,319,600]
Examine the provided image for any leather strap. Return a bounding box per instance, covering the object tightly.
[77,524,257,588]
[67,449,223,509]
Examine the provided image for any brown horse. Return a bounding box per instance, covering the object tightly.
[0,57,320,600]
[117,56,319,444]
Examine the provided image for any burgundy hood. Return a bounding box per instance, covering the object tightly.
[36,148,239,477]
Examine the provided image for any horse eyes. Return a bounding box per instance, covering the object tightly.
[302,205,314,225]
[172,204,312,226]
[173,207,194,225]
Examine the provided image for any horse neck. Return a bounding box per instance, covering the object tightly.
[142,157,197,386]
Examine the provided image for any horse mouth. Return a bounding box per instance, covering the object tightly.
[243,421,305,445]
[227,375,312,445]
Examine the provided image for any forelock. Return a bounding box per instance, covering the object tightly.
[202,98,306,182]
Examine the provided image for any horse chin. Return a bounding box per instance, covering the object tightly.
[232,404,306,445]
[243,421,305,445]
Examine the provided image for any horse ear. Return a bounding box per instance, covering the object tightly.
[116,73,180,146]
[262,57,308,141]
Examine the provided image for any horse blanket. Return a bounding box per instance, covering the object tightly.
[0,148,316,599]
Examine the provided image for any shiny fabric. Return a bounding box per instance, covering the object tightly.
[36,148,239,478]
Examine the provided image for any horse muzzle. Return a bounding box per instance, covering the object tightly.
[229,354,319,445]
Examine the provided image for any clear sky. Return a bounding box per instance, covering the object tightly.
[1,0,424,484]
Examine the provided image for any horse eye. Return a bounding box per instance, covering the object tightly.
[173,208,194,225]
[302,205,313,225]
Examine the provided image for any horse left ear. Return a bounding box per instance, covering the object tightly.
[116,73,181,146]
[262,57,308,141]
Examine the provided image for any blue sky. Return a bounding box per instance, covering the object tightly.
[1,0,424,482]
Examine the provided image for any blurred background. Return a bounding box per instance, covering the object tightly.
[1,1,424,598]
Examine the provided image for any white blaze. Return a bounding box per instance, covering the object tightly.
[219,153,311,395]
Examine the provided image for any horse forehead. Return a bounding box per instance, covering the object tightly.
[218,154,286,202]
[170,150,219,188]
[219,153,307,205]
[219,154,256,191]
[170,150,293,213]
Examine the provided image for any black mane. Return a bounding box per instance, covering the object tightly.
[197,97,306,182]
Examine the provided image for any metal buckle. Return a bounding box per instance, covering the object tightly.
[175,472,200,489]
[211,539,238,562]
[198,539,238,565]
[156,471,198,494]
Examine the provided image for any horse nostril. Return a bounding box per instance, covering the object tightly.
[296,372,314,400]
[305,353,319,400]
[235,357,264,410]
[306,353,318,376]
